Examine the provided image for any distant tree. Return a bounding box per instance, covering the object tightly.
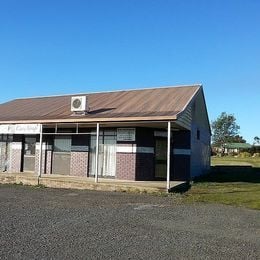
[254,136,260,145]
[230,135,246,143]
[211,112,241,149]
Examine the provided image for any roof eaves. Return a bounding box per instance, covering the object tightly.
[0,115,178,124]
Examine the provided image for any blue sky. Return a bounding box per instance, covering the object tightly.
[0,0,259,143]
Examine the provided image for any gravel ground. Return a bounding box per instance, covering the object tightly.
[0,185,259,260]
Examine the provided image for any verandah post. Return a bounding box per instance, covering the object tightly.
[167,121,171,191]
[38,124,43,182]
[95,122,100,183]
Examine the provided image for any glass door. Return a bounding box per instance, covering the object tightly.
[23,136,36,172]
[89,130,116,177]
[52,136,71,175]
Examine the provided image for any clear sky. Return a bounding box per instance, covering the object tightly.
[0,0,259,143]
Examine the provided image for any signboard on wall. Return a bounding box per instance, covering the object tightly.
[117,128,136,141]
[0,124,41,134]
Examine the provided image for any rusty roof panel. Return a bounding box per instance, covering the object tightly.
[0,85,201,123]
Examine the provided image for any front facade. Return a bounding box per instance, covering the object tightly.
[0,85,211,183]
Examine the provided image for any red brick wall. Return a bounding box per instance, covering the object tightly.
[116,153,136,180]
[70,151,88,177]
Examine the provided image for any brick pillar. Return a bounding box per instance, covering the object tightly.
[35,143,53,175]
[70,151,89,177]
[45,149,53,174]
[35,142,47,174]
[0,142,6,172]
[10,142,22,173]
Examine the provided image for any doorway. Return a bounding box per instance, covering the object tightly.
[52,136,71,175]
[89,130,116,177]
[155,138,167,179]
[23,136,36,172]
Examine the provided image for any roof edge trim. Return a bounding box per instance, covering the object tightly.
[175,85,202,119]
[0,115,178,125]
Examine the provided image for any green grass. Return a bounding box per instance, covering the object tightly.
[211,156,260,167]
[181,156,260,210]
[183,182,260,210]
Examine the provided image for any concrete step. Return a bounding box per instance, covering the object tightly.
[0,173,169,194]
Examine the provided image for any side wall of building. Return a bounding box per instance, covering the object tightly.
[190,90,211,178]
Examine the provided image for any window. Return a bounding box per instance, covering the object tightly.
[24,136,36,155]
[197,129,200,140]
[54,136,72,152]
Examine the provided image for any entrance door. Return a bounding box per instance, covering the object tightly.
[23,136,36,172]
[155,138,167,179]
[52,136,71,175]
[100,134,116,177]
[89,130,116,177]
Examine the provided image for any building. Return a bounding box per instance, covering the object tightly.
[0,85,211,188]
[223,142,252,155]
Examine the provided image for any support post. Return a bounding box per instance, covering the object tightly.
[95,123,100,183]
[38,124,43,181]
[167,121,171,191]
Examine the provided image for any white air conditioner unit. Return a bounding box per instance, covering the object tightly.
[71,96,87,112]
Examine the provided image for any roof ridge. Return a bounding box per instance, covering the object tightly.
[11,84,202,101]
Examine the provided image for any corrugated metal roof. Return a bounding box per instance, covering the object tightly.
[0,85,201,123]
[224,143,252,149]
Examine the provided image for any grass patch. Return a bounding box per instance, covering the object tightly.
[183,182,260,210]
[211,156,260,167]
[180,156,260,209]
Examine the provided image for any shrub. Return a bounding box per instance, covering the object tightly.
[252,153,260,157]
[239,152,251,158]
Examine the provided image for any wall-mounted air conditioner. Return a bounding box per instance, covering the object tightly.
[71,96,88,112]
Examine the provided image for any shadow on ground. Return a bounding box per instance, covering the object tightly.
[169,182,191,193]
[194,166,260,183]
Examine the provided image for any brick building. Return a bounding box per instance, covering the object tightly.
[0,85,211,188]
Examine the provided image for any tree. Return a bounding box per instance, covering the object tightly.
[253,136,260,145]
[211,112,241,148]
[230,135,246,143]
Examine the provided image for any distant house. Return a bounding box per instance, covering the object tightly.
[252,144,260,153]
[0,85,211,186]
[224,142,252,154]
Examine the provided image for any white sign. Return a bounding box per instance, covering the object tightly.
[117,128,136,141]
[0,125,12,134]
[0,124,41,134]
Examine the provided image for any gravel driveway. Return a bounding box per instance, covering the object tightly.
[0,185,259,259]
